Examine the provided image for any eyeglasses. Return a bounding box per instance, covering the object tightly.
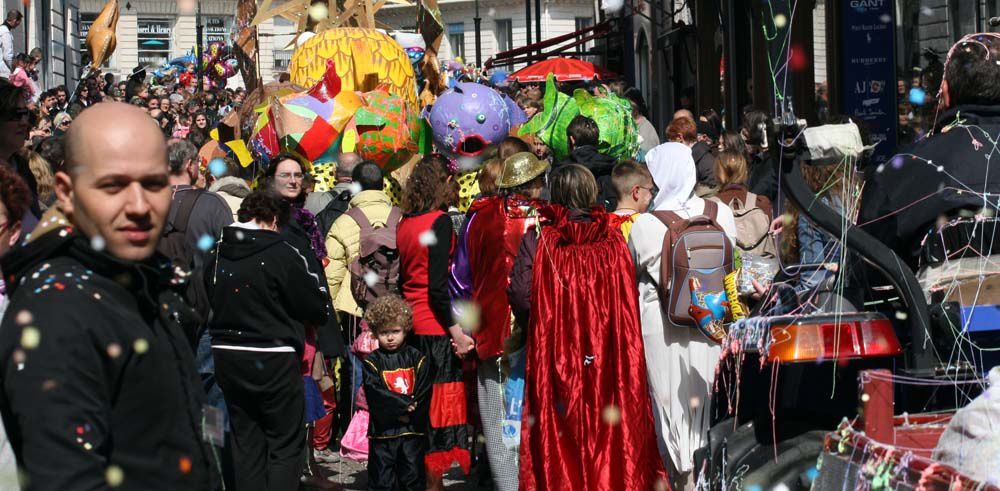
[276,172,304,181]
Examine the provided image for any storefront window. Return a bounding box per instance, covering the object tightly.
[137,19,172,67]
[205,16,232,45]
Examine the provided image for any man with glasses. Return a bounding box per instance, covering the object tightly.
[611,159,655,241]
[0,11,22,79]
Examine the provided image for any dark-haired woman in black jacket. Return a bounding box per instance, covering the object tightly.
[206,190,329,491]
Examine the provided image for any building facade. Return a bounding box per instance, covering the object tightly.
[376,0,596,71]
[3,0,82,91]
[76,0,297,87]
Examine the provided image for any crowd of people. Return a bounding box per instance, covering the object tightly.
[0,19,998,491]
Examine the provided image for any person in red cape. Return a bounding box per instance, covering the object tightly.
[450,150,548,491]
[509,164,666,491]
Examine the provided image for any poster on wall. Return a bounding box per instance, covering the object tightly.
[838,0,897,165]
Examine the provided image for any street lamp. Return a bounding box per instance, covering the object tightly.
[196,0,203,92]
[474,0,481,67]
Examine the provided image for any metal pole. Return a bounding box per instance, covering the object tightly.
[474,0,482,67]
[196,0,203,93]
[525,0,532,51]
[534,0,541,55]
[724,0,740,130]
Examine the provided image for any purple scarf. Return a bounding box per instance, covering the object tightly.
[291,205,327,261]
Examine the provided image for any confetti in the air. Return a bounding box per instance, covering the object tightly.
[133,338,149,354]
[908,87,926,106]
[348,182,363,195]
[90,235,106,252]
[895,311,908,320]
[307,2,328,20]
[602,405,621,426]
[208,158,228,178]
[105,465,124,487]
[363,271,379,288]
[20,327,40,349]
[14,310,32,326]
[179,456,192,474]
[197,234,216,252]
[107,343,122,359]
[861,392,870,402]
[453,300,482,333]
[773,13,787,29]
[418,229,438,247]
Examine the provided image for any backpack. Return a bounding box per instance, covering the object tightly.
[317,189,354,236]
[347,206,402,308]
[157,189,212,329]
[716,190,776,257]
[158,189,204,271]
[652,199,735,330]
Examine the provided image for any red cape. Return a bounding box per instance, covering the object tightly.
[519,206,666,490]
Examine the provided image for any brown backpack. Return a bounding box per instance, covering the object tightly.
[652,200,735,327]
[347,206,402,308]
[713,190,776,257]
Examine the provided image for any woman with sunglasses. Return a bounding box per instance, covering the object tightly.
[0,80,39,233]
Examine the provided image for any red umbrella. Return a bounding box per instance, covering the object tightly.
[507,57,618,83]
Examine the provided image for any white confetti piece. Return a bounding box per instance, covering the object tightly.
[105,465,124,487]
[20,327,40,349]
[418,229,438,247]
[453,300,481,333]
[601,405,621,426]
[363,271,379,288]
[14,310,32,326]
[90,235,106,252]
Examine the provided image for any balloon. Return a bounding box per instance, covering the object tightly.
[422,82,526,171]
[86,0,120,72]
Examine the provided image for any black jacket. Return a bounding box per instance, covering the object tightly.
[282,217,347,357]
[206,225,329,353]
[561,145,619,211]
[860,104,1000,263]
[0,229,216,490]
[362,345,432,438]
[692,141,717,188]
[747,149,779,201]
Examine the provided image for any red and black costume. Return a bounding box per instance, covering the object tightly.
[397,210,471,477]
[362,345,432,491]
[513,206,666,490]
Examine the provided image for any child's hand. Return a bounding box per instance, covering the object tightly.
[407,403,416,412]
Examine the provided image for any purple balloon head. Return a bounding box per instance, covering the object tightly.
[423,82,527,171]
